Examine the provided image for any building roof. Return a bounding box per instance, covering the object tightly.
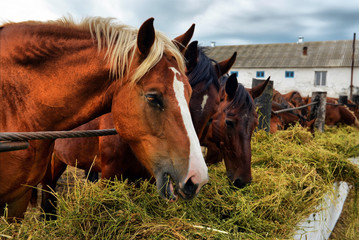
[204,40,359,69]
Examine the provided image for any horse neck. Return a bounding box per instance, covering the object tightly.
[2,65,114,132]
[1,23,115,131]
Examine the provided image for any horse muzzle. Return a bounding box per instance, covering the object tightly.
[157,172,208,201]
[233,177,252,189]
[158,173,178,202]
[177,177,200,200]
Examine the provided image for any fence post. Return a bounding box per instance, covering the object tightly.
[351,94,359,105]
[252,78,273,132]
[310,92,327,132]
[338,95,348,105]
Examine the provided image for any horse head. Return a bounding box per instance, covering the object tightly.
[185,41,237,140]
[206,74,269,188]
[110,18,208,200]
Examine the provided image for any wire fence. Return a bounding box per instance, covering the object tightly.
[272,101,318,114]
[1,96,357,152]
[0,128,117,141]
[0,128,117,152]
[272,100,358,115]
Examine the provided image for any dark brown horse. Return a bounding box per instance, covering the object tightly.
[38,41,237,218]
[204,74,269,188]
[0,17,209,219]
[186,42,237,140]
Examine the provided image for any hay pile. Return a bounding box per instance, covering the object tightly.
[1,125,358,239]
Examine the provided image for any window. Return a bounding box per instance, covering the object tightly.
[314,71,327,86]
[285,71,294,78]
[230,71,238,77]
[256,71,264,78]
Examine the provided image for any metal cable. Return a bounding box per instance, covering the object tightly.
[0,128,118,141]
[272,101,319,114]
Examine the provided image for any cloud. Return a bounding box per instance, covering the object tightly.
[1,0,358,45]
[0,0,59,22]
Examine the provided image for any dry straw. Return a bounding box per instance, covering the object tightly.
[1,125,358,239]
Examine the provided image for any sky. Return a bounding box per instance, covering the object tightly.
[0,0,358,46]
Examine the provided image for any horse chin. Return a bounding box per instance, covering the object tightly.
[157,173,178,202]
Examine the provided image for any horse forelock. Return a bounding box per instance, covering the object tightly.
[85,17,185,84]
[188,48,220,91]
[227,83,254,112]
[219,76,254,112]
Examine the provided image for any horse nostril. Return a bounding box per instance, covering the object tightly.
[233,178,251,189]
[182,178,199,199]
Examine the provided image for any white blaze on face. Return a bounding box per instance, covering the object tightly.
[169,67,208,189]
[201,94,209,112]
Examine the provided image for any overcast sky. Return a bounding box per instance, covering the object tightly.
[1,0,358,46]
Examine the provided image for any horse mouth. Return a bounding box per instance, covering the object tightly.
[160,173,178,202]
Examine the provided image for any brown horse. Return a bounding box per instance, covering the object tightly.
[346,99,359,120]
[39,41,236,218]
[270,90,315,133]
[300,96,359,129]
[186,42,237,141]
[204,74,269,188]
[272,90,299,114]
[283,90,309,117]
[0,17,209,219]
[325,98,359,128]
[270,102,315,133]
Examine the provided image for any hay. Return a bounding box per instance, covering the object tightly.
[1,125,358,239]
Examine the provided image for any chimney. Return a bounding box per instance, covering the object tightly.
[297,36,304,43]
[303,46,308,56]
[211,41,216,47]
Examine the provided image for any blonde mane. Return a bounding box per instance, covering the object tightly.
[57,17,186,84]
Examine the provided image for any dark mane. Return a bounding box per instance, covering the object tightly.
[220,75,254,111]
[188,47,220,91]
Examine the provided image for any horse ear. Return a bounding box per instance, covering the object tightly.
[173,24,195,53]
[184,41,198,73]
[251,76,270,99]
[216,52,237,78]
[137,18,155,57]
[225,73,238,100]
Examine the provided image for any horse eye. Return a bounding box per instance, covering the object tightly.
[225,119,235,128]
[145,93,164,110]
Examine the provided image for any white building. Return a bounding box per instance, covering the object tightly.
[205,39,359,99]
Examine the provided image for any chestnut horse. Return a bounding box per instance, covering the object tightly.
[325,98,359,128]
[38,41,236,218]
[270,102,315,133]
[283,90,309,117]
[270,90,315,133]
[0,17,209,219]
[297,96,359,129]
[204,74,269,188]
